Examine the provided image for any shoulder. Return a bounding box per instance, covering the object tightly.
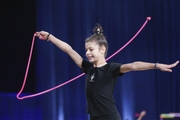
[109,62,122,70]
[82,59,93,73]
[82,59,92,67]
[109,62,123,76]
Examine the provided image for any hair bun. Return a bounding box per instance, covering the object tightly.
[93,24,103,35]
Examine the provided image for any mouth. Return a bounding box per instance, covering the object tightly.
[87,56,94,61]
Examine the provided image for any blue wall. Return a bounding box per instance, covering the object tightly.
[0,0,180,120]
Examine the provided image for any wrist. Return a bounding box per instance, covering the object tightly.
[154,62,158,69]
[46,33,51,41]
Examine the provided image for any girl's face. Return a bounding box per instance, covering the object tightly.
[85,41,105,63]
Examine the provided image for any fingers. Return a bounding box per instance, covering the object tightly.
[34,31,46,40]
[163,60,179,72]
[140,110,146,117]
[169,60,179,68]
[164,68,172,72]
[175,60,179,65]
[34,32,41,37]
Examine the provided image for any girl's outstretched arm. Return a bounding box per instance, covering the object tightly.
[35,31,83,68]
[120,60,179,73]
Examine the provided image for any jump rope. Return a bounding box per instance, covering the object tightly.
[16,17,151,100]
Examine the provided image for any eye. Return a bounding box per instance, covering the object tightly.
[85,48,94,52]
[89,49,93,51]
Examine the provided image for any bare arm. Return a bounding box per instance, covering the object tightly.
[35,31,83,68]
[137,111,146,120]
[120,61,179,73]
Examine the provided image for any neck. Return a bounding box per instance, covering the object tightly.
[93,58,107,67]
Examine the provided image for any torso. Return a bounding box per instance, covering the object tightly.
[83,60,121,116]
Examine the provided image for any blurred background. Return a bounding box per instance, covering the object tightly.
[0,0,180,120]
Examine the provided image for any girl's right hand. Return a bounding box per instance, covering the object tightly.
[34,31,49,40]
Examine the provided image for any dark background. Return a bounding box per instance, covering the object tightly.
[0,0,36,93]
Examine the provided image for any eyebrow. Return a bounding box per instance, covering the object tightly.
[85,46,93,50]
[85,47,90,50]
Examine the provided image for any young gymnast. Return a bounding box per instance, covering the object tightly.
[35,24,179,120]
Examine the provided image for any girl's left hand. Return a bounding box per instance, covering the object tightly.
[156,60,179,72]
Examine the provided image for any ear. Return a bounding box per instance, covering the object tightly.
[100,46,106,54]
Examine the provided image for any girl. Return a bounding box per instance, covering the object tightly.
[35,24,179,120]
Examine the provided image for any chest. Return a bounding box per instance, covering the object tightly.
[86,68,116,91]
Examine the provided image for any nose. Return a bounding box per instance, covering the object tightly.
[86,50,90,56]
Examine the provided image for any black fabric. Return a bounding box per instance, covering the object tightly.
[90,112,121,120]
[82,59,123,117]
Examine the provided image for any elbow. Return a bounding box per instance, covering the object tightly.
[131,62,138,71]
[63,44,73,53]
[67,46,73,53]
[121,63,134,73]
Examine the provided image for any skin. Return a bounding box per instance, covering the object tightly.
[85,41,107,67]
[137,111,146,120]
[34,31,179,73]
